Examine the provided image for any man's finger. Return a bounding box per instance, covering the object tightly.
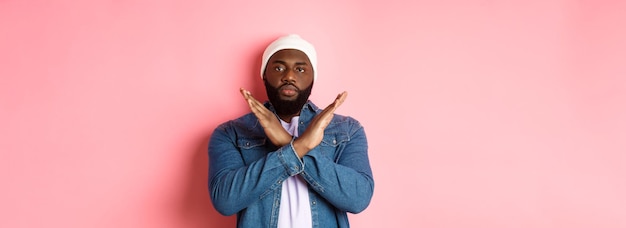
[324,91,348,113]
[333,91,347,108]
[241,88,265,115]
[240,88,249,98]
[241,88,262,107]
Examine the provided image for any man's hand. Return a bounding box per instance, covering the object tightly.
[240,88,292,147]
[293,91,348,158]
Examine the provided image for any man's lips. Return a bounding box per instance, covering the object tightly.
[279,84,298,96]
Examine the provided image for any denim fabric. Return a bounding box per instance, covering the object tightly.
[208,101,374,228]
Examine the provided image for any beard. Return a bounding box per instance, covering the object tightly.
[264,79,313,116]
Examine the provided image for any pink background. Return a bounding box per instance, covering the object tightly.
[1,0,625,227]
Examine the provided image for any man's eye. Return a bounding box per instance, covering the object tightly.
[296,67,305,73]
[274,67,284,72]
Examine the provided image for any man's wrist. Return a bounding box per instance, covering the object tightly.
[292,138,312,158]
[264,127,292,146]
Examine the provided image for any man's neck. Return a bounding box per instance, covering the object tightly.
[278,112,300,123]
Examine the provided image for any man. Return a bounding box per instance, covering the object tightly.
[208,34,374,228]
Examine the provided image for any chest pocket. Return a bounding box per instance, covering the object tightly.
[319,132,350,162]
[237,138,268,165]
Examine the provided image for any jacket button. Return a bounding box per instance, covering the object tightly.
[312,201,316,205]
[332,139,337,144]
[245,142,250,146]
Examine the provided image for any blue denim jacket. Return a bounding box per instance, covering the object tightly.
[208,101,374,228]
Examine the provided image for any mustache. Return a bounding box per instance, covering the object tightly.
[279,83,299,91]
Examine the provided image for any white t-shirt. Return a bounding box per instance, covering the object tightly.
[277,116,312,228]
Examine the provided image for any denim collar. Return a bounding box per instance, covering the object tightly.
[264,100,320,122]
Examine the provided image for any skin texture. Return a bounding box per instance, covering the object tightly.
[263,78,313,121]
[240,49,347,158]
[264,48,315,121]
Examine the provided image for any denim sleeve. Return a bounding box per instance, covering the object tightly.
[300,121,374,213]
[208,123,304,216]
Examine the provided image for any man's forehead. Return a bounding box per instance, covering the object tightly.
[269,49,311,63]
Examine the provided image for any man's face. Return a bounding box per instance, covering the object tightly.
[263,49,314,116]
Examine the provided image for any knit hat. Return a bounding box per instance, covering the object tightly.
[260,34,317,81]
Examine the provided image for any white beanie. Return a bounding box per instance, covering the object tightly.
[260,34,318,81]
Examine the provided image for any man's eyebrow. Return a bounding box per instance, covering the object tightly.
[271,60,309,65]
[271,60,287,64]
[294,62,309,66]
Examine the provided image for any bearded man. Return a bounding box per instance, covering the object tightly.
[208,34,374,228]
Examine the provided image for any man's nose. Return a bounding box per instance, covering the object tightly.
[281,68,296,83]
